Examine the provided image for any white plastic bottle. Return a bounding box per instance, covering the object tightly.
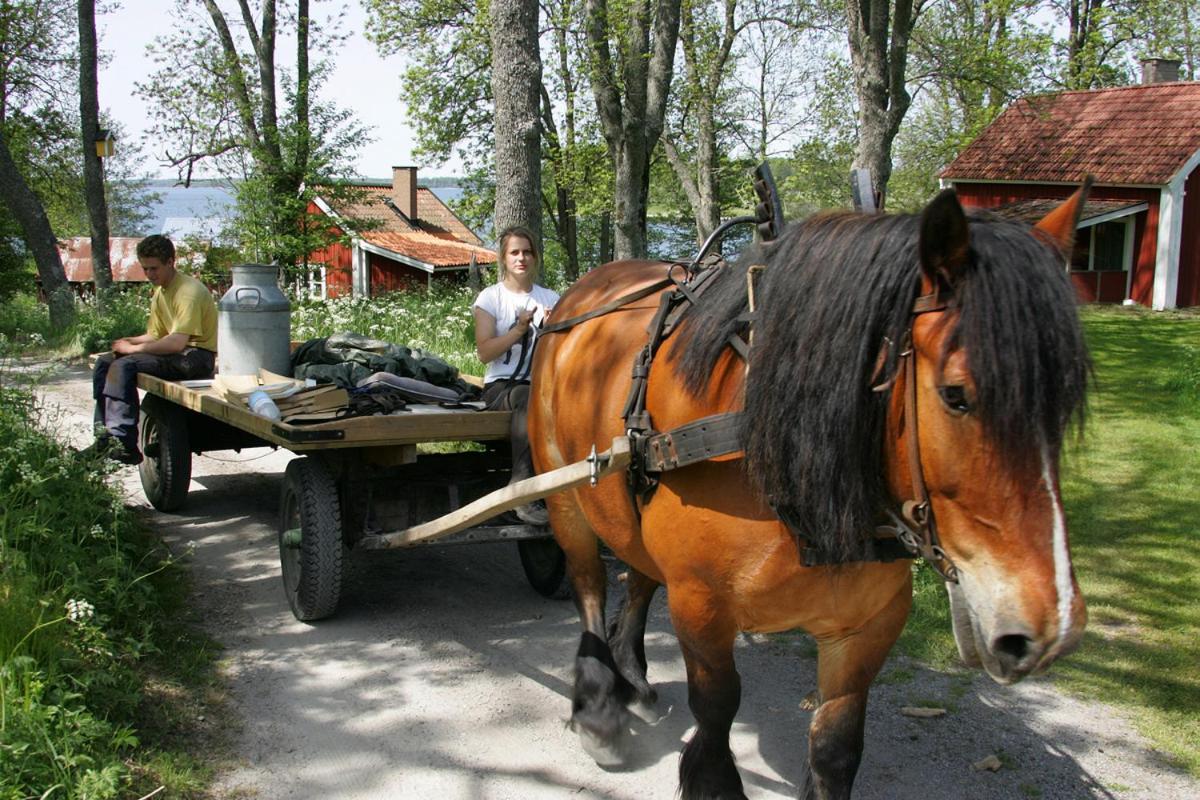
[248,389,281,421]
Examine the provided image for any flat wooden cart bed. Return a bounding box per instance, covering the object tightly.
[134,374,628,620]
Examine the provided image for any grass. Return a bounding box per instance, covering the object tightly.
[893,304,1200,776]
[0,372,227,798]
[1055,305,1200,774]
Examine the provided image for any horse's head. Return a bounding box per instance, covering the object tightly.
[891,187,1091,684]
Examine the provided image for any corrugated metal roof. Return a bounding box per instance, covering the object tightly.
[58,237,146,282]
[942,82,1200,185]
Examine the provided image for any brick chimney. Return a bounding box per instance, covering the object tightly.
[1141,58,1181,84]
[392,166,418,221]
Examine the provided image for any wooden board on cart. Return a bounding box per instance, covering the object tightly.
[136,373,511,451]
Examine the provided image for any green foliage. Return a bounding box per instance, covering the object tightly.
[0,290,148,358]
[0,377,215,797]
[70,289,151,356]
[290,287,484,375]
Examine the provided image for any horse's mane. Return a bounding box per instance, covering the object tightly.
[670,208,1090,558]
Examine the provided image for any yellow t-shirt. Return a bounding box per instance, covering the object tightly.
[147,271,218,352]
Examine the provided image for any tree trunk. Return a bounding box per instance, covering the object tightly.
[586,0,681,259]
[78,0,112,302]
[490,0,543,244]
[0,129,74,328]
[845,0,915,209]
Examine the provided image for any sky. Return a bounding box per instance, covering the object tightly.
[97,0,462,180]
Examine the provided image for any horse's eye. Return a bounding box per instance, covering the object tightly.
[938,385,973,414]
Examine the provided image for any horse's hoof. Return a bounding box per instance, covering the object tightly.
[577,725,628,767]
[628,697,666,725]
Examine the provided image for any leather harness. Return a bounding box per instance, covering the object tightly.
[540,261,960,582]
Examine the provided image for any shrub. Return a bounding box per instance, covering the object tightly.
[0,380,178,798]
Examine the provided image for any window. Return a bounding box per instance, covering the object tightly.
[1091,221,1127,271]
[292,263,327,300]
[1071,219,1134,272]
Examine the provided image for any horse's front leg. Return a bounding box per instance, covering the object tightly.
[670,583,746,800]
[802,577,912,800]
[555,511,635,766]
[608,566,661,721]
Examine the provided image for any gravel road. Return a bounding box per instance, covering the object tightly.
[28,360,1199,800]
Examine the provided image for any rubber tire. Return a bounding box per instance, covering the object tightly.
[518,538,571,599]
[278,457,344,621]
[138,394,192,512]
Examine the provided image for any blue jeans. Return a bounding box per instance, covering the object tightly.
[92,348,215,451]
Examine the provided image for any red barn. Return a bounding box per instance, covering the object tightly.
[940,61,1200,309]
[304,166,496,298]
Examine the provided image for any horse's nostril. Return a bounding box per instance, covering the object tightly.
[992,634,1036,672]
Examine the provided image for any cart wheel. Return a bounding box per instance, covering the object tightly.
[139,394,192,512]
[278,457,343,621]
[518,537,571,599]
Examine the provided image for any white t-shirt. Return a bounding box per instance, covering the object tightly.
[474,282,561,383]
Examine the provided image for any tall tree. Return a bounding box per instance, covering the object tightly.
[140,1,365,266]
[845,0,922,208]
[0,0,75,327]
[491,0,542,241]
[662,0,741,243]
[77,0,112,299]
[585,0,682,258]
[1050,0,1143,88]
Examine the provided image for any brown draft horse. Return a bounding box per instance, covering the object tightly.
[528,187,1091,799]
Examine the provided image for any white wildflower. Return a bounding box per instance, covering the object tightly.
[66,598,95,622]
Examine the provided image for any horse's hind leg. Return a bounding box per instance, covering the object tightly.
[671,584,746,800]
[801,578,911,800]
[555,510,635,766]
[607,566,661,721]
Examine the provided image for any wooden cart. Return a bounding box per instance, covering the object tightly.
[134,374,628,621]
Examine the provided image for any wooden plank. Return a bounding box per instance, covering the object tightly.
[357,436,631,549]
[137,374,512,450]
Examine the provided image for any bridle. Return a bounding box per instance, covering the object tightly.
[875,289,961,584]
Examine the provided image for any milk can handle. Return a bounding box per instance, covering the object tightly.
[235,287,262,307]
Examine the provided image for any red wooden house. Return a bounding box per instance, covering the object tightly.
[304,166,496,298]
[940,61,1200,309]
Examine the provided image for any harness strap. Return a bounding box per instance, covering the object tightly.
[540,277,674,335]
[644,412,744,473]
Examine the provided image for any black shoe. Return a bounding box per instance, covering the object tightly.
[108,445,143,466]
[514,499,550,526]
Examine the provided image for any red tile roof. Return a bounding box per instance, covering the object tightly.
[313,182,492,269]
[363,231,496,268]
[941,82,1200,185]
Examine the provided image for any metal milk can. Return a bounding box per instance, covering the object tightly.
[217,264,292,377]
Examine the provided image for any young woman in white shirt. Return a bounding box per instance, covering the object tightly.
[473,225,560,524]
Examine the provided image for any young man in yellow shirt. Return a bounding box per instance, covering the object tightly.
[87,235,217,464]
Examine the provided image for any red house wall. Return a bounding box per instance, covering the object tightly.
[369,254,429,294]
[305,201,353,298]
[952,183,1160,306]
[1177,168,1200,308]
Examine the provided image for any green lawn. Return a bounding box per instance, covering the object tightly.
[1056,306,1200,774]
[898,305,1200,775]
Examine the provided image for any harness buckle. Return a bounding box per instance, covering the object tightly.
[586,444,601,487]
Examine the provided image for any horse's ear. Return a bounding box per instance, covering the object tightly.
[919,188,970,289]
[1034,175,1094,255]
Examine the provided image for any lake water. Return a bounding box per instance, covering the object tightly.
[137,182,717,262]
[141,183,463,239]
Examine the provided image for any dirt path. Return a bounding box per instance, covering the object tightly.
[28,361,1198,799]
